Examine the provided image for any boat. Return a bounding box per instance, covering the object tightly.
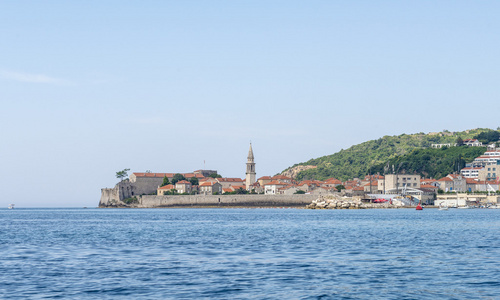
[457,205,470,209]
[416,203,423,210]
[8,204,14,209]
[438,204,449,211]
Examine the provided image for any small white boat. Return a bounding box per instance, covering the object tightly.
[8,204,14,209]
[457,205,470,209]
[438,205,449,211]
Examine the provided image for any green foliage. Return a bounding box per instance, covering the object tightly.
[161,176,170,187]
[370,147,486,179]
[235,188,248,194]
[122,196,138,204]
[209,173,222,178]
[116,168,130,181]
[335,185,346,192]
[163,189,178,195]
[171,173,186,185]
[284,129,494,181]
[189,177,199,186]
[455,137,464,146]
[224,188,249,195]
[474,129,500,145]
[294,190,306,194]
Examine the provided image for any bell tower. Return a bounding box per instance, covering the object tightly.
[245,143,256,190]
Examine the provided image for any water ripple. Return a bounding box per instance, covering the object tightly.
[0,208,499,299]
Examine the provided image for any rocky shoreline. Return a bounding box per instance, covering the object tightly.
[306,195,417,209]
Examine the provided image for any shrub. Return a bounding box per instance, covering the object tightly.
[122,196,138,204]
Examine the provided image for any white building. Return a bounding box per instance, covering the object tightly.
[463,139,483,147]
[379,174,421,193]
[431,143,452,148]
[460,167,483,179]
[264,181,287,195]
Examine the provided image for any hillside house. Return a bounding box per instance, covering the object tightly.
[257,176,273,187]
[463,139,483,147]
[199,181,222,195]
[157,184,175,195]
[438,174,466,192]
[175,180,192,194]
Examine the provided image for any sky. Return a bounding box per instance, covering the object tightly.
[1,1,500,207]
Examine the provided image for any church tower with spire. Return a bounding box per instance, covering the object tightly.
[245,143,256,190]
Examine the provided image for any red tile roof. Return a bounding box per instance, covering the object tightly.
[324,179,342,184]
[420,184,438,189]
[217,178,244,182]
[230,185,247,190]
[176,180,191,184]
[133,172,204,179]
[438,177,453,182]
[264,180,287,186]
[134,172,172,178]
[158,184,175,190]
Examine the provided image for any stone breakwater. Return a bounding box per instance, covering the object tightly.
[306,195,399,209]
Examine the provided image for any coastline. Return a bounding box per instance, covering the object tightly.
[98,193,439,209]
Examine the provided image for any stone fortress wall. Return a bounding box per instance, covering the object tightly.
[99,194,318,208]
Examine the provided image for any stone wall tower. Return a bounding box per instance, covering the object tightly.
[245,143,256,190]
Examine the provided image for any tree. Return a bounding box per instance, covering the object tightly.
[172,173,186,185]
[456,137,464,146]
[116,168,130,181]
[161,176,170,187]
[335,185,345,192]
[235,188,248,194]
[209,173,222,178]
[189,177,199,186]
[474,130,500,144]
[294,190,306,194]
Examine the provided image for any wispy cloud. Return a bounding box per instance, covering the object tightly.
[0,70,71,85]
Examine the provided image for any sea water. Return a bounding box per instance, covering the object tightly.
[0,208,499,299]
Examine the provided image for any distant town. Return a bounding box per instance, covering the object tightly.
[102,139,500,208]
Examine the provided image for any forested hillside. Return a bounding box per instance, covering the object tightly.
[283,128,498,181]
[370,146,486,179]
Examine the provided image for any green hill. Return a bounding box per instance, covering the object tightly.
[370,146,486,179]
[284,128,498,181]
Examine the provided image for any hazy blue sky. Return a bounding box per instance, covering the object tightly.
[1,1,499,207]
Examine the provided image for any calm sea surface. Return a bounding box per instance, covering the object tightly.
[0,208,499,299]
